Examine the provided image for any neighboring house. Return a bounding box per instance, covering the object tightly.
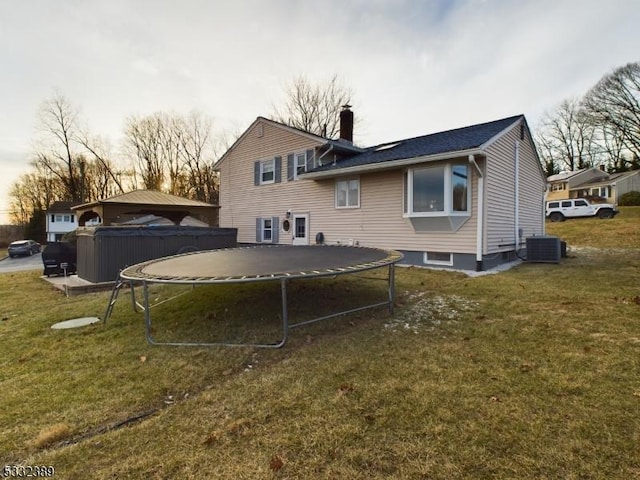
[546,168,609,201]
[547,167,640,203]
[46,201,101,242]
[46,201,80,242]
[216,108,546,271]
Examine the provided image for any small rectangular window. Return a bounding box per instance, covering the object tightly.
[452,165,468,212]
[261,159,275,184]
[574,199,588,207]
[424,251,453,266]
[295,152,306,179]
[561,201,572,207]
[262,218,272,241]
[336,178,360,208]
[548,202,559,208]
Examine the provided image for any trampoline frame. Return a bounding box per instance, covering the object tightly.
[103,245,403,348]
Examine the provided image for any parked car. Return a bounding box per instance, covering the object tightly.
[8,240,41,257]
[41,232,77,276]
[546,198,619,222]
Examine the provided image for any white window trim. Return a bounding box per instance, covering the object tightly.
[261,218,272,242]
[260,159,275,185]
[423,251,453,266]
[335,177,360,209]
[403,164,470,218]
[293,152,307,180]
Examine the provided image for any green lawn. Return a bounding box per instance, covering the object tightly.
[0,210,639,479]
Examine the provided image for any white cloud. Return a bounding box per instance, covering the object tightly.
[1,0,639,223]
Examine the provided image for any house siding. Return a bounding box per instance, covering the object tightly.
[306,166,477,254]
[484,123,545,253]
[219,115,545,270]
[219,120,480,254]
[219,119,326,244]
[618,172,640,200]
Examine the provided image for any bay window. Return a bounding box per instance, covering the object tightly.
[404,164,469,216]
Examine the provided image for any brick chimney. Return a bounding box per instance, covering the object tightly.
[339,104,353,143]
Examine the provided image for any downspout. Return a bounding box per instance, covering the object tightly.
[514,139,520,252]
[469,155,484,271]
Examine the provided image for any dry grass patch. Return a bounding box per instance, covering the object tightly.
[28,424,72,449]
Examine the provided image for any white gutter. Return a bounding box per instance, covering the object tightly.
[300,148,484,180]
[514,139,520,250]
[468,154,484,271]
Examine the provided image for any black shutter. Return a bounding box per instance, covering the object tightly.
[272,217,279,243]
[274,156,282,183]
[254,161,261,186]
[287,154,294,181]
[256,218,261,242]
[306,149,314,170]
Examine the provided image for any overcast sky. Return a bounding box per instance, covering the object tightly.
[1,0,638,223]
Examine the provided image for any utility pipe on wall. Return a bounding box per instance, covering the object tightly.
[469,154,484,271]
[515,139,520,251]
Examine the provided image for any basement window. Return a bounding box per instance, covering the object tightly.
[423,251,453,266]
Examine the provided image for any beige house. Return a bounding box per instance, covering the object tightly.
[547,167,640,204]
[216,108,546,271]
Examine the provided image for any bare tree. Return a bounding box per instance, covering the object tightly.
[8,165,63,225]
[76,131,126,194]
[272,74,354,138]
[34,93,84,201]
[31,92,126,204]
[597,124,629,172]
[179,112,218,203]
[124,111,220,202]
[535,97,600,171]
[124,114,166,190]
[584,61,640,161]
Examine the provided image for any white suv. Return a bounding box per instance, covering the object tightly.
[546,198,618,222]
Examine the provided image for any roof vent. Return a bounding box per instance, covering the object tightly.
[374,142,402,152]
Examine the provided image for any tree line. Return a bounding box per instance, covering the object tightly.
[9,75,353,228]
[535,61,640,176]
[9,94,224,226]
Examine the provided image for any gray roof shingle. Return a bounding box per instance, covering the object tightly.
[310,114,524,173]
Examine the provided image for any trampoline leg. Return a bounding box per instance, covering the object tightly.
[103,275,125,324]
[388,263,395,314]
[279,278,289,347]
[142,281,155,345]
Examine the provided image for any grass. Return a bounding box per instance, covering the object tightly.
[546,205,640,248]
[0,209,639,478]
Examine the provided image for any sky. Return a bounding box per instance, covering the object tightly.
[1,0,638,223]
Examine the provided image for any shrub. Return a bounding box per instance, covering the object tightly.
[619,190,640,206]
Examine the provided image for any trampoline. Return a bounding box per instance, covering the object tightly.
[103,245,403,348]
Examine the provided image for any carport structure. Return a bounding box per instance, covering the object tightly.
[72,190,219,227]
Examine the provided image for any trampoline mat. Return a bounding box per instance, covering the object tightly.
[120,245,403,283]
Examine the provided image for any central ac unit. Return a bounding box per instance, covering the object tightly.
[526,236,562,263]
